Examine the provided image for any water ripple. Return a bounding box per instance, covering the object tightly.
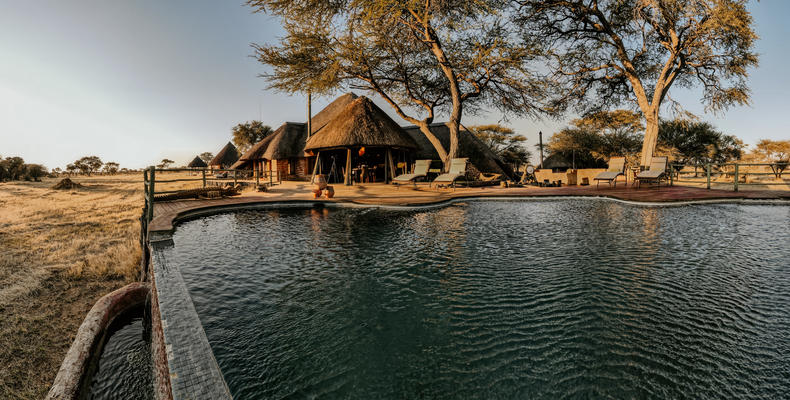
[163,201,790,399]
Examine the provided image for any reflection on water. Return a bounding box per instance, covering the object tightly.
[164,201,790,399]
[87,306,153,399]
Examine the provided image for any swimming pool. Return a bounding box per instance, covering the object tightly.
[161,200,790,399]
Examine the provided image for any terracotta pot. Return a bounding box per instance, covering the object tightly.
[325,186,335,198]
[312,189,322,199]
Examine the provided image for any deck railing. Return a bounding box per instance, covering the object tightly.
[669,162,788,192]
[141,167,278,224]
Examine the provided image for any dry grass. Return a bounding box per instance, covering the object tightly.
[0,172,199,398]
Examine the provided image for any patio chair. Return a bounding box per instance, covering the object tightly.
[392,159,431,187]
[431,158,469,188]
[635,156,668,188]
[593,157,626,188]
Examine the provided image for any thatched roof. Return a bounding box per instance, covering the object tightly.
[209,142,240,167]
[187,156,207,168]
[402,123,514,178]
[541,153,571,169]
[263,123,309,159]
[308,92,358,135]
[231,93,358,169]
[305,96,417,151]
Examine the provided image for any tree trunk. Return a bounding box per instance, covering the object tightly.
[640,107,660,167]
[417,122,448,166]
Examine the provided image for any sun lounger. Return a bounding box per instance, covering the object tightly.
[635,156,668,188]
[593,157,626,188]
[431,158,469,188]
[393,159,431,187]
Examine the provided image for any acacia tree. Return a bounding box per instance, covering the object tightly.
[250,0,554,169]
[102,162,120,175]
[469,124,531,170]
[658,119,743,174]
[548,110,644,167]
[158,159,174,169]
[232,121,273,152]
[516,0,758,167]
[199,152,214,164]
[74,156,103,176]
[750,139,790,178]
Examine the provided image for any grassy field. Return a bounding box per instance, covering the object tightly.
[0,173,152,398]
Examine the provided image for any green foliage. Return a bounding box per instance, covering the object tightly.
[250,0,555,163]
[0,156,49,181]
[158,159,175,169]
[199,152,215,164]
[24,164,47,181]
[547,110,644,168]
[517,0,759,165]
[102,162,120,175]
[658,119,743,166]
[74,156,103,176]
[232,121,274,152]
[749,139,790,178]
[470,124,532,169]
[1,157,26,180]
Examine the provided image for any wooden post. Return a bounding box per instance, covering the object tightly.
[310,152,321,184]
[202,169,206,188]
[345,148,352,186]
[670,164,674,186]
[706,163,711,190]
[147,166,155,223]
[255,168,259,187]
[386,148,396,183]
[734,163,739,192]
[233,170,237,186]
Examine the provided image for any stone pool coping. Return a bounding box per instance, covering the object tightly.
[46,282,150,400]
[149,186,790,238]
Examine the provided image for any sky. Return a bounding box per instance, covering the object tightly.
[1,0,788,170]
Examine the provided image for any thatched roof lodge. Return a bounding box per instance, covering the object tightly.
[209,142,240,170]
[187,156,208,168]
[305,96,417,184]
[232,92,513,183]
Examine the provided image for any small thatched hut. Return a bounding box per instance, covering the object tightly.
[403,123,515,179]
[209,142,240,170]
[187,156,208,169]
[304,96,417,184]
[540,154,571,172]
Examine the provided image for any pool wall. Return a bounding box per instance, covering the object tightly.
[147,239,232,400]
[46,282,150,400]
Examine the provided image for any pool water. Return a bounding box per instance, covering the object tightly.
[87,306,153,399]
[163,200,790,399]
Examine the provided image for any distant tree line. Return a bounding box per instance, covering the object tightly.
[0,156,48,182]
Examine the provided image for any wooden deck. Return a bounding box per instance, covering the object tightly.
[149,182,790,234]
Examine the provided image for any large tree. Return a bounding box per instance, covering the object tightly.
[199,152,214,164]
[516,0,758,167]
[749,139,790,178]
[74,156,103,176]
[658,119,743,168]
[250,0,554,169]
[232,121,274,152]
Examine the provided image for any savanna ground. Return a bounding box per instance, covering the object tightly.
[0,172,200,399]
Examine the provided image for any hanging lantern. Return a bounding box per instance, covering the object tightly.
[358,146,365,156]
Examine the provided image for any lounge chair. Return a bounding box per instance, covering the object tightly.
[431,158,469,188]
[392,159,431,187]
[635,156,668,188]
[593,157,626,188]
